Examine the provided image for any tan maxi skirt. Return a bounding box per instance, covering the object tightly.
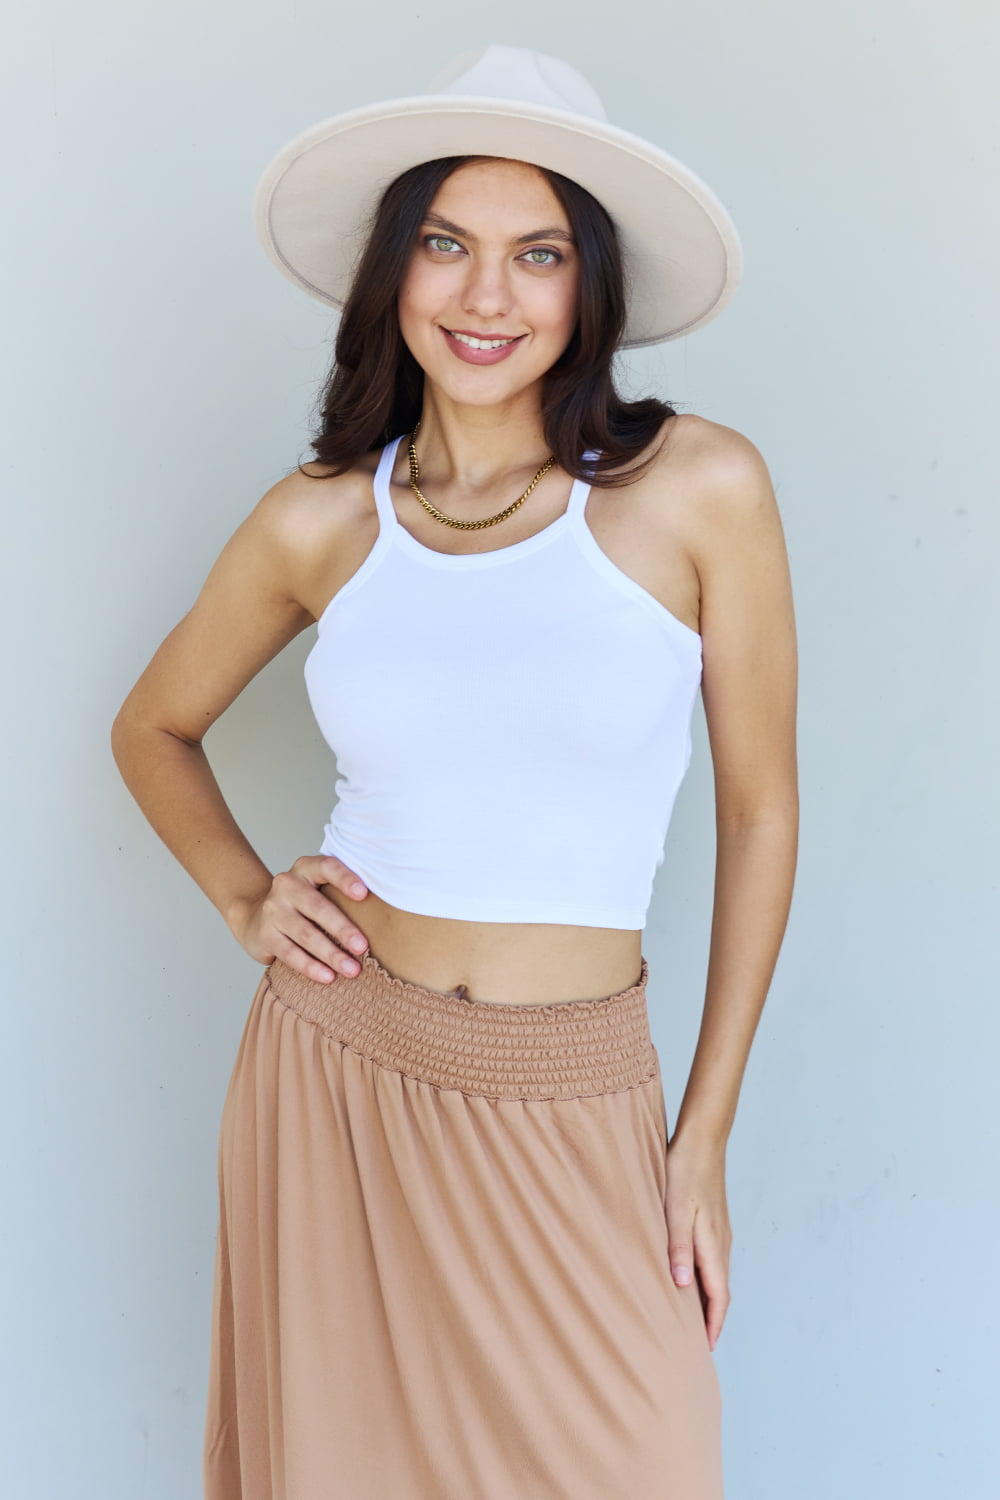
[203,950,724,1499]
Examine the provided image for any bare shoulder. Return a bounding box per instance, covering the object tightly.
[252,453,378,557]
[634,412,782,564]
[658,414,794,657]
[248,452,381,616]
[651,413,775,510]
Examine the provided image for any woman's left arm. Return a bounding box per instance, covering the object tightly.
[664,425,799,1348]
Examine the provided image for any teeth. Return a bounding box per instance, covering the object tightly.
[449,331,516,350]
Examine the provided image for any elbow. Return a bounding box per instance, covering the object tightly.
[111,697,202,773]
[110,697,137,774]
[110,687,156,772]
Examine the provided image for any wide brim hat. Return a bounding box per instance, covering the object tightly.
[253,45,743,349]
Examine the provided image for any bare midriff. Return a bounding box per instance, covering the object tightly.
[319,882,644,1006]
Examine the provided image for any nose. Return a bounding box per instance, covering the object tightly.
[460,254,514,322]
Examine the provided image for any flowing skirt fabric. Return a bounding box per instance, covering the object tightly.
[203,950,724,1498]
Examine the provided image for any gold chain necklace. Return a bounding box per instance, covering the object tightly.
[406,422,555,531]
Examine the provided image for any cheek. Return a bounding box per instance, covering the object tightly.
[397,265,419,319]
[397,277,433,355]
[398,256,438,315]
[398,265,459,354]
[530,278,580,344]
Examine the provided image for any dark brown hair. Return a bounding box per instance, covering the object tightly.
[302,156,676,487]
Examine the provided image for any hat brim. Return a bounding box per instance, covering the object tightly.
[253,95,743,348]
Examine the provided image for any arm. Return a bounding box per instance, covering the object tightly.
[110,470,374,982]
[674,435,799,1148]
[662,425,799,1345]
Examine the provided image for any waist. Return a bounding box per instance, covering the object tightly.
[264,944,656,1100]
[320,883,643,1006]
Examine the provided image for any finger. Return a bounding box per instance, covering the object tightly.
[270,931,343,985]
[274,866,370,956]
[280,915,364,979]
[297,854,369,901]
[300,890,370,956]
[696,1255,731,1351]
[664,1214,695,1288]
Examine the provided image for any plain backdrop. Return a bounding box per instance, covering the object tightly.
[2,3,997,1496]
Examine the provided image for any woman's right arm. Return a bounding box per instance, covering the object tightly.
[110,470,372,983]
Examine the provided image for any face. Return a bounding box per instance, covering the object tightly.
[397,158,580,410]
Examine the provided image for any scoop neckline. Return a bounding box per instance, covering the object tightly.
[389,507,575,567]
[374,434,591,568]
[366,436,702,648]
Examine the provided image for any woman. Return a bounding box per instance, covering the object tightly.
[112,45,797,1500]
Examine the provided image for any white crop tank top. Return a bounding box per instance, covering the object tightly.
[304,434,703,929]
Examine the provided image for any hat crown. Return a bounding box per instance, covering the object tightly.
[423,45,609,123]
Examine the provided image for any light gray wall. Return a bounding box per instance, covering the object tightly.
[3,3,997,1496]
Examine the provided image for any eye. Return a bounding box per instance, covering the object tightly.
[521,247,562,267]
[425,234,463,254]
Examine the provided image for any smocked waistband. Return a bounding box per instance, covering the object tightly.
[262,950,657,1101]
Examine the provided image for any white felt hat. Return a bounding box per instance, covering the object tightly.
[253,44,743,348]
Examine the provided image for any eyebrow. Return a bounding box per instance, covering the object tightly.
[422,211,575,247]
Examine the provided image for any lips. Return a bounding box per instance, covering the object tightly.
[449,330,518,350]
[441,327,526,366]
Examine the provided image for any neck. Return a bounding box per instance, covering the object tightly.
[410,384,552,493]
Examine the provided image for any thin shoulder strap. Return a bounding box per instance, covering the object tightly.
[371,434,405,532]
[565,449,601,523]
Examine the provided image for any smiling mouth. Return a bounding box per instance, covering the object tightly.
[445,329,524,351]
